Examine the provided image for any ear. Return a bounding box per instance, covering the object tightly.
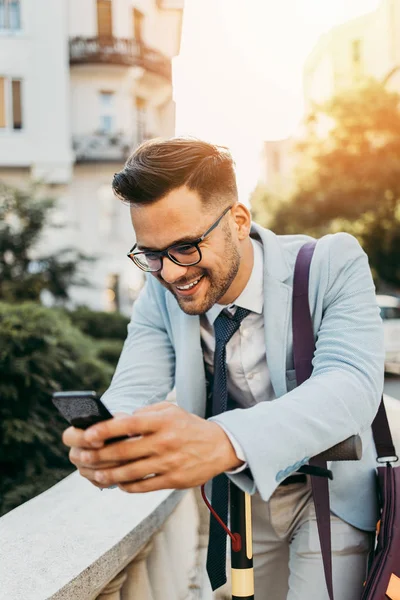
[231,203,251,240]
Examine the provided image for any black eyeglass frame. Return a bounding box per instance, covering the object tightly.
[127,204,233,272]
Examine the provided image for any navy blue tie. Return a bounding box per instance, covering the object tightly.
[206,306,250,591]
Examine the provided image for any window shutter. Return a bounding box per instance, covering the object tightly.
[133,8,144,42]
[12,79,22,129]
[97,0,112,38]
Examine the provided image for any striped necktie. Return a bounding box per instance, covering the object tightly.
[206,306,250,591]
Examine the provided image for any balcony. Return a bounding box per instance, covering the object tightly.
[72,131,157,163]
[73,131,132,163]
[69,37,172,81]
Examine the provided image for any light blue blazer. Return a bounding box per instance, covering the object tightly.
[102,223,385,531]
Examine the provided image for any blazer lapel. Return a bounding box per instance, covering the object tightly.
[166,292,207,417]
[252,224,292,398]
[263,275,291,397]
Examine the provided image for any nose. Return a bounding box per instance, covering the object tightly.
[160,256,189,284]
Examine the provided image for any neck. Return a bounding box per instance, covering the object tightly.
[218,238,254,305]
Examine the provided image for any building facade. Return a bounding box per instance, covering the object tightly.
[303,0,400,110]
[259,0,400,198]
[259,137,298,197]
[0,0,184,314]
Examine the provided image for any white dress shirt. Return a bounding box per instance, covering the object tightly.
[200,238,275,472]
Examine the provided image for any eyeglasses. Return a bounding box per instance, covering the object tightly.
[127,205,232,272]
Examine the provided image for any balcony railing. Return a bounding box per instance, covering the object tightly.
[69,37,172,81]
[73,131,132,162]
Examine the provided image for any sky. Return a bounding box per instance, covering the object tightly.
[173,0,381,201]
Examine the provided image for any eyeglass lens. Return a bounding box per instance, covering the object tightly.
[135,244,201,271]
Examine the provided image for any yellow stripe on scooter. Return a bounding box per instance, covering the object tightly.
[231,567,255,596]
[245,493,253,559]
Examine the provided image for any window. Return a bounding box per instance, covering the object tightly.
[133,8,144,42]
[12,79,21,128]
[271,148,280,174]
[99,90,115,133]
[97,0,112,38]
[0,76,23,130]
[0,0,21,30]
[352,39,362,67]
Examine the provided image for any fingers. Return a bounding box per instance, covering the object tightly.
[62,426,104,449]
[69,435,152,468]
[69,446,124,469]
[83,403,174,445]
[78,470,105,489]
[119,475,173,493]
[90,458,161,487]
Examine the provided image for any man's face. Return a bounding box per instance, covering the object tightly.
[130,186,250,315]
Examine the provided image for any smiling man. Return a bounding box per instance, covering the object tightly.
[63,137,384,599]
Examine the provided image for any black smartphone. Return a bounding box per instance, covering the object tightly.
[52,390,129,444]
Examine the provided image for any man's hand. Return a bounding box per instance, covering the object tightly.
[62,412,130,489]
[63,402,243,493]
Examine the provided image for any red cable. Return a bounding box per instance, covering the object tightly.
[200,484,242,552]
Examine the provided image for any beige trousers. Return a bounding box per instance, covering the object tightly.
[250,478,373,600]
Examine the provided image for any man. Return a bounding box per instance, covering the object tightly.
[63,137,384,599]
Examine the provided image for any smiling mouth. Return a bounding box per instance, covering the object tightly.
[176,275,204,291]
[174,275,204,294]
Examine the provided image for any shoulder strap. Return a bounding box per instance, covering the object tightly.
[293,240,334,600]
[293,241,397,600]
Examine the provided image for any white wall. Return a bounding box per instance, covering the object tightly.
[37,163,144,314]
[68,0,97,37]
[0,0,73,182]
[71,68,138,139]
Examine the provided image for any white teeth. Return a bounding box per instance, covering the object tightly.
[176,276,202,291]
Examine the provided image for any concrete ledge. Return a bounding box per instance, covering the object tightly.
[0,471,185,599]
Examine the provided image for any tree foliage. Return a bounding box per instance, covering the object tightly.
[0,183,131,515]
[0,182,90,302]
[67,306,129,340]
[255,80,400,287]
[0,302,115,516]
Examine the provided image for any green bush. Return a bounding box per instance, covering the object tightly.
[96,339,125,367]
[0,302,115,515]
[67,306,129,340]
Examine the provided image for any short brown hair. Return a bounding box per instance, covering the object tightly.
[112,137,238,206]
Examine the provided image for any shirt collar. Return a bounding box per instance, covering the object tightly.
[206,238,264,325]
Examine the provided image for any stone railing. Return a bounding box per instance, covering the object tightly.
[3,398,397,599]
[0,472,208,600]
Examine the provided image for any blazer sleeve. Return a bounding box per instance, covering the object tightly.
[101,277,175,415]
[210,232,385,501]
